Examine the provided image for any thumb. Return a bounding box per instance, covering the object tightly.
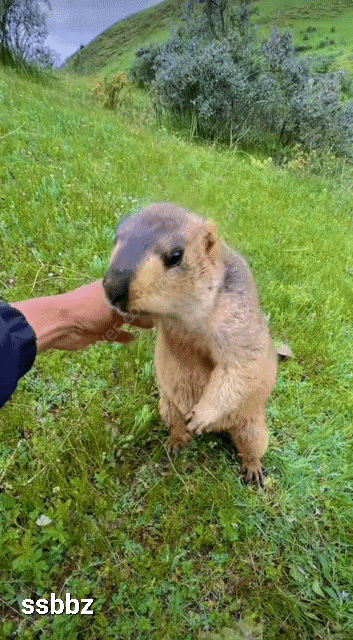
[107,330,135,344]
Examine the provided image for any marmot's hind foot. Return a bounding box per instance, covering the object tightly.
[166,434,190,457]
[241,460,265,489]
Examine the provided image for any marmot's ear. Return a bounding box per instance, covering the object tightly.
[189,220,219,260]
[203,221,219,255]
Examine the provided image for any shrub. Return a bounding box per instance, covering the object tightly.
[152,35,275,145]
[261,28,353,155]
[129,43,161,88]
[93,73,129,110]
[130,4,353,159]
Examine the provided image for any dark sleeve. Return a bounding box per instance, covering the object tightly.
[0,302,37,409]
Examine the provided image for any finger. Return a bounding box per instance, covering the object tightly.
[112,330,135,343]
[127,314,154,329]
[103,330,135,344]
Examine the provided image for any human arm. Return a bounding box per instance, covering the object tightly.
[0,302,37,408]
[0,279,152,408]
[11,279,153,353]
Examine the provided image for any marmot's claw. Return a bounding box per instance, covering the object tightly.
[166,436,186,457]
[241,463,265,489]
[185,408,210,434]
[185,411,203,433]
[186,417,204,434]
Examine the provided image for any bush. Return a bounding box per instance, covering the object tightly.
[152,35,276,145]
[129,43,161,88]
[130,6,353,159]
[261,28,353,155]
[93,73,129,110]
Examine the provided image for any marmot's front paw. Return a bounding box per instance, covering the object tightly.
[185,407,212,436]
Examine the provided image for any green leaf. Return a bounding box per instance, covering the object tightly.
[290,565,306,584]
[0,493,16,510]
[312,579,324,597]
[318,553,331,582]
[323,586,341,603]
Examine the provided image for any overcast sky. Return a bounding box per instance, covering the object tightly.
[40,0,163,65]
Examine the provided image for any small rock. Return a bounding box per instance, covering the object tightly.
[277,343,294,360]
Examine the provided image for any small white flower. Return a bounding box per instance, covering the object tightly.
[36,515,52,527]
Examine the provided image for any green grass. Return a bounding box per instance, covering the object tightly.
[258,0,353,74]
[0,65,353,639]
[62,0,353,77]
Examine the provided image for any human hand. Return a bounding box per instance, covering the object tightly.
[12,280,153,353]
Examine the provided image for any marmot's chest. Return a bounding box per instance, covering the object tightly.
[154,318,214,410]
[156,318,214,370]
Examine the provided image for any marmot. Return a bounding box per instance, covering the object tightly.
[103,203,277,486]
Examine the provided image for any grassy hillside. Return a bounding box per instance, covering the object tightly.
[258,0,353,73]
[63,0,353,76]
[63,0,185,76]
[1,66,353,639]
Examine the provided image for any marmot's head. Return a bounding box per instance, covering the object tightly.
[103,203,224,323]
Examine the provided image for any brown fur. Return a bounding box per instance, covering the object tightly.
[103,203,277,486]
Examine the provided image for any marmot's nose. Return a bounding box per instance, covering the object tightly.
[103,270,133,312]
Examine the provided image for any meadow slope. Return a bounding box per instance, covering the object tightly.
[63,0,353,76]
[0,67,353,639]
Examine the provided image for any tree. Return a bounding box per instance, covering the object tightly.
[184,0,258,37]
[0,0,53,67]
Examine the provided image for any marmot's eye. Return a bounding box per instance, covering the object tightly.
[163,248,184,269]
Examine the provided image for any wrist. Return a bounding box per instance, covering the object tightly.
[11,295,72,353]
